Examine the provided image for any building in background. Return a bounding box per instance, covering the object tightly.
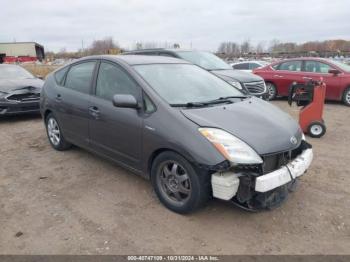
[0,42,45,63]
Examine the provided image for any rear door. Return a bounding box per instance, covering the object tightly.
[272,60,303,96]
[302,60,341,100]
[88,60,143,169]
[54,60,97,147]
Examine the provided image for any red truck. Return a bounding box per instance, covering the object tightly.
[253,57,350,106]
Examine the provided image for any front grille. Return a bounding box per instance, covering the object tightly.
[6,93,40,102]
[243,81,266,95]
[261,141,309,174]
[262,152,290,174]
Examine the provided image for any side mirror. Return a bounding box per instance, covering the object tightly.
[328,69,341,75]
[112,94,140,109]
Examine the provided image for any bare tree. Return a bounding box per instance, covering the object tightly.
[240,40,251,54]
[88,37,119,55]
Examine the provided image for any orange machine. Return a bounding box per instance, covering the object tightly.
[288,79,326,138]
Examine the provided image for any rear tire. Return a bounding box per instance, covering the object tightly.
[308,121,326,138]
[45,113,72,151]
[151,151,211,214]
[266,82,277,100]
[342,87,350,106]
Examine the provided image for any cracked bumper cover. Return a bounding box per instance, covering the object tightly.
[255,148,313,192]
[0,100,40,115]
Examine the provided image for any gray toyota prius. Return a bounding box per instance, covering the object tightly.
[40,55,313,214]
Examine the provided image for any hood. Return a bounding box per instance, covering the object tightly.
[211,69,263,83]
[0,78,43,94]
[181,97,302,155]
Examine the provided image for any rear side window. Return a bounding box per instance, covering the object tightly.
[278,61,302,71]
[304,61,332,73]
[65,62,96,94]
[95,62,140,101]
[54,67,69,85]
[233,63,249,70]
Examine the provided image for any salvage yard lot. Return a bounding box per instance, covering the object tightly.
[0,101,349,254]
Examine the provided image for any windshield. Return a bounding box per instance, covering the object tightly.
[327,59,350,73]
[0,65,35,79]
[176,51,231,71]
[134,64,243,105]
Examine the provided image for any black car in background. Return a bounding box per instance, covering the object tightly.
[40,55,312,214]
[123,49,267,97]
[0,64,43,115]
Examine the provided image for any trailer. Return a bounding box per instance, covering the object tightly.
[0,42,45,63]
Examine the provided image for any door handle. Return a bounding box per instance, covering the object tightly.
[55,94,62,102]
[303,76,313,81]
[274,75,284,78]
[89,106,100,119]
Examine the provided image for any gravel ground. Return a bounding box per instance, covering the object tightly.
[0,101,349,255]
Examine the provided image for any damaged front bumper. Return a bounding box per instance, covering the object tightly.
[211,145,313,210]
[0,100,40,115]
[0,90,40,115]
[255,148,313,192]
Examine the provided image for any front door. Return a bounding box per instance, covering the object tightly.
[88,61,143,170]
[302,60,341,100]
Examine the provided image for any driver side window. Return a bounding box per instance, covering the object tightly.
[95,62,140,101]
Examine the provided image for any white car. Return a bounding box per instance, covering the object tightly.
[231,61,270,72]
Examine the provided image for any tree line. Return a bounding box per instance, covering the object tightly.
[217,39,350,58]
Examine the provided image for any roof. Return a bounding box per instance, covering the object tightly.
[0,42,44,49]
[80,55,190,65]
[123,48,195,54]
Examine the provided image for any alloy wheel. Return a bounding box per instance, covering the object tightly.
[157,161,191,205]
[266,83,276,100]
[346,90,350,104]
[47,118,61,146]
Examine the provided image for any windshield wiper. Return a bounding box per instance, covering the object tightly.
[203,96,247,104]
[170,102,208,108]
[171,97,245,108]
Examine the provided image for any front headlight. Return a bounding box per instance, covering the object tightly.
[199,128,263,164]
[229,81,243,90]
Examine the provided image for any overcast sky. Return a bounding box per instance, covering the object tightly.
[1,0,349,52]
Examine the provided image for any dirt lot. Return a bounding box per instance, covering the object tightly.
[0,101,349,255]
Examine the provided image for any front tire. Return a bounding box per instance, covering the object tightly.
[266,82,277,100]
[342,87,350,106]
[151,151,211,214]
[45,113,72,151]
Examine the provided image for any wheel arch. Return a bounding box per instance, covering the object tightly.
[44,109,53,121]
[265,80,278,93]
[342,85,350,98]
[147,148,196,178]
